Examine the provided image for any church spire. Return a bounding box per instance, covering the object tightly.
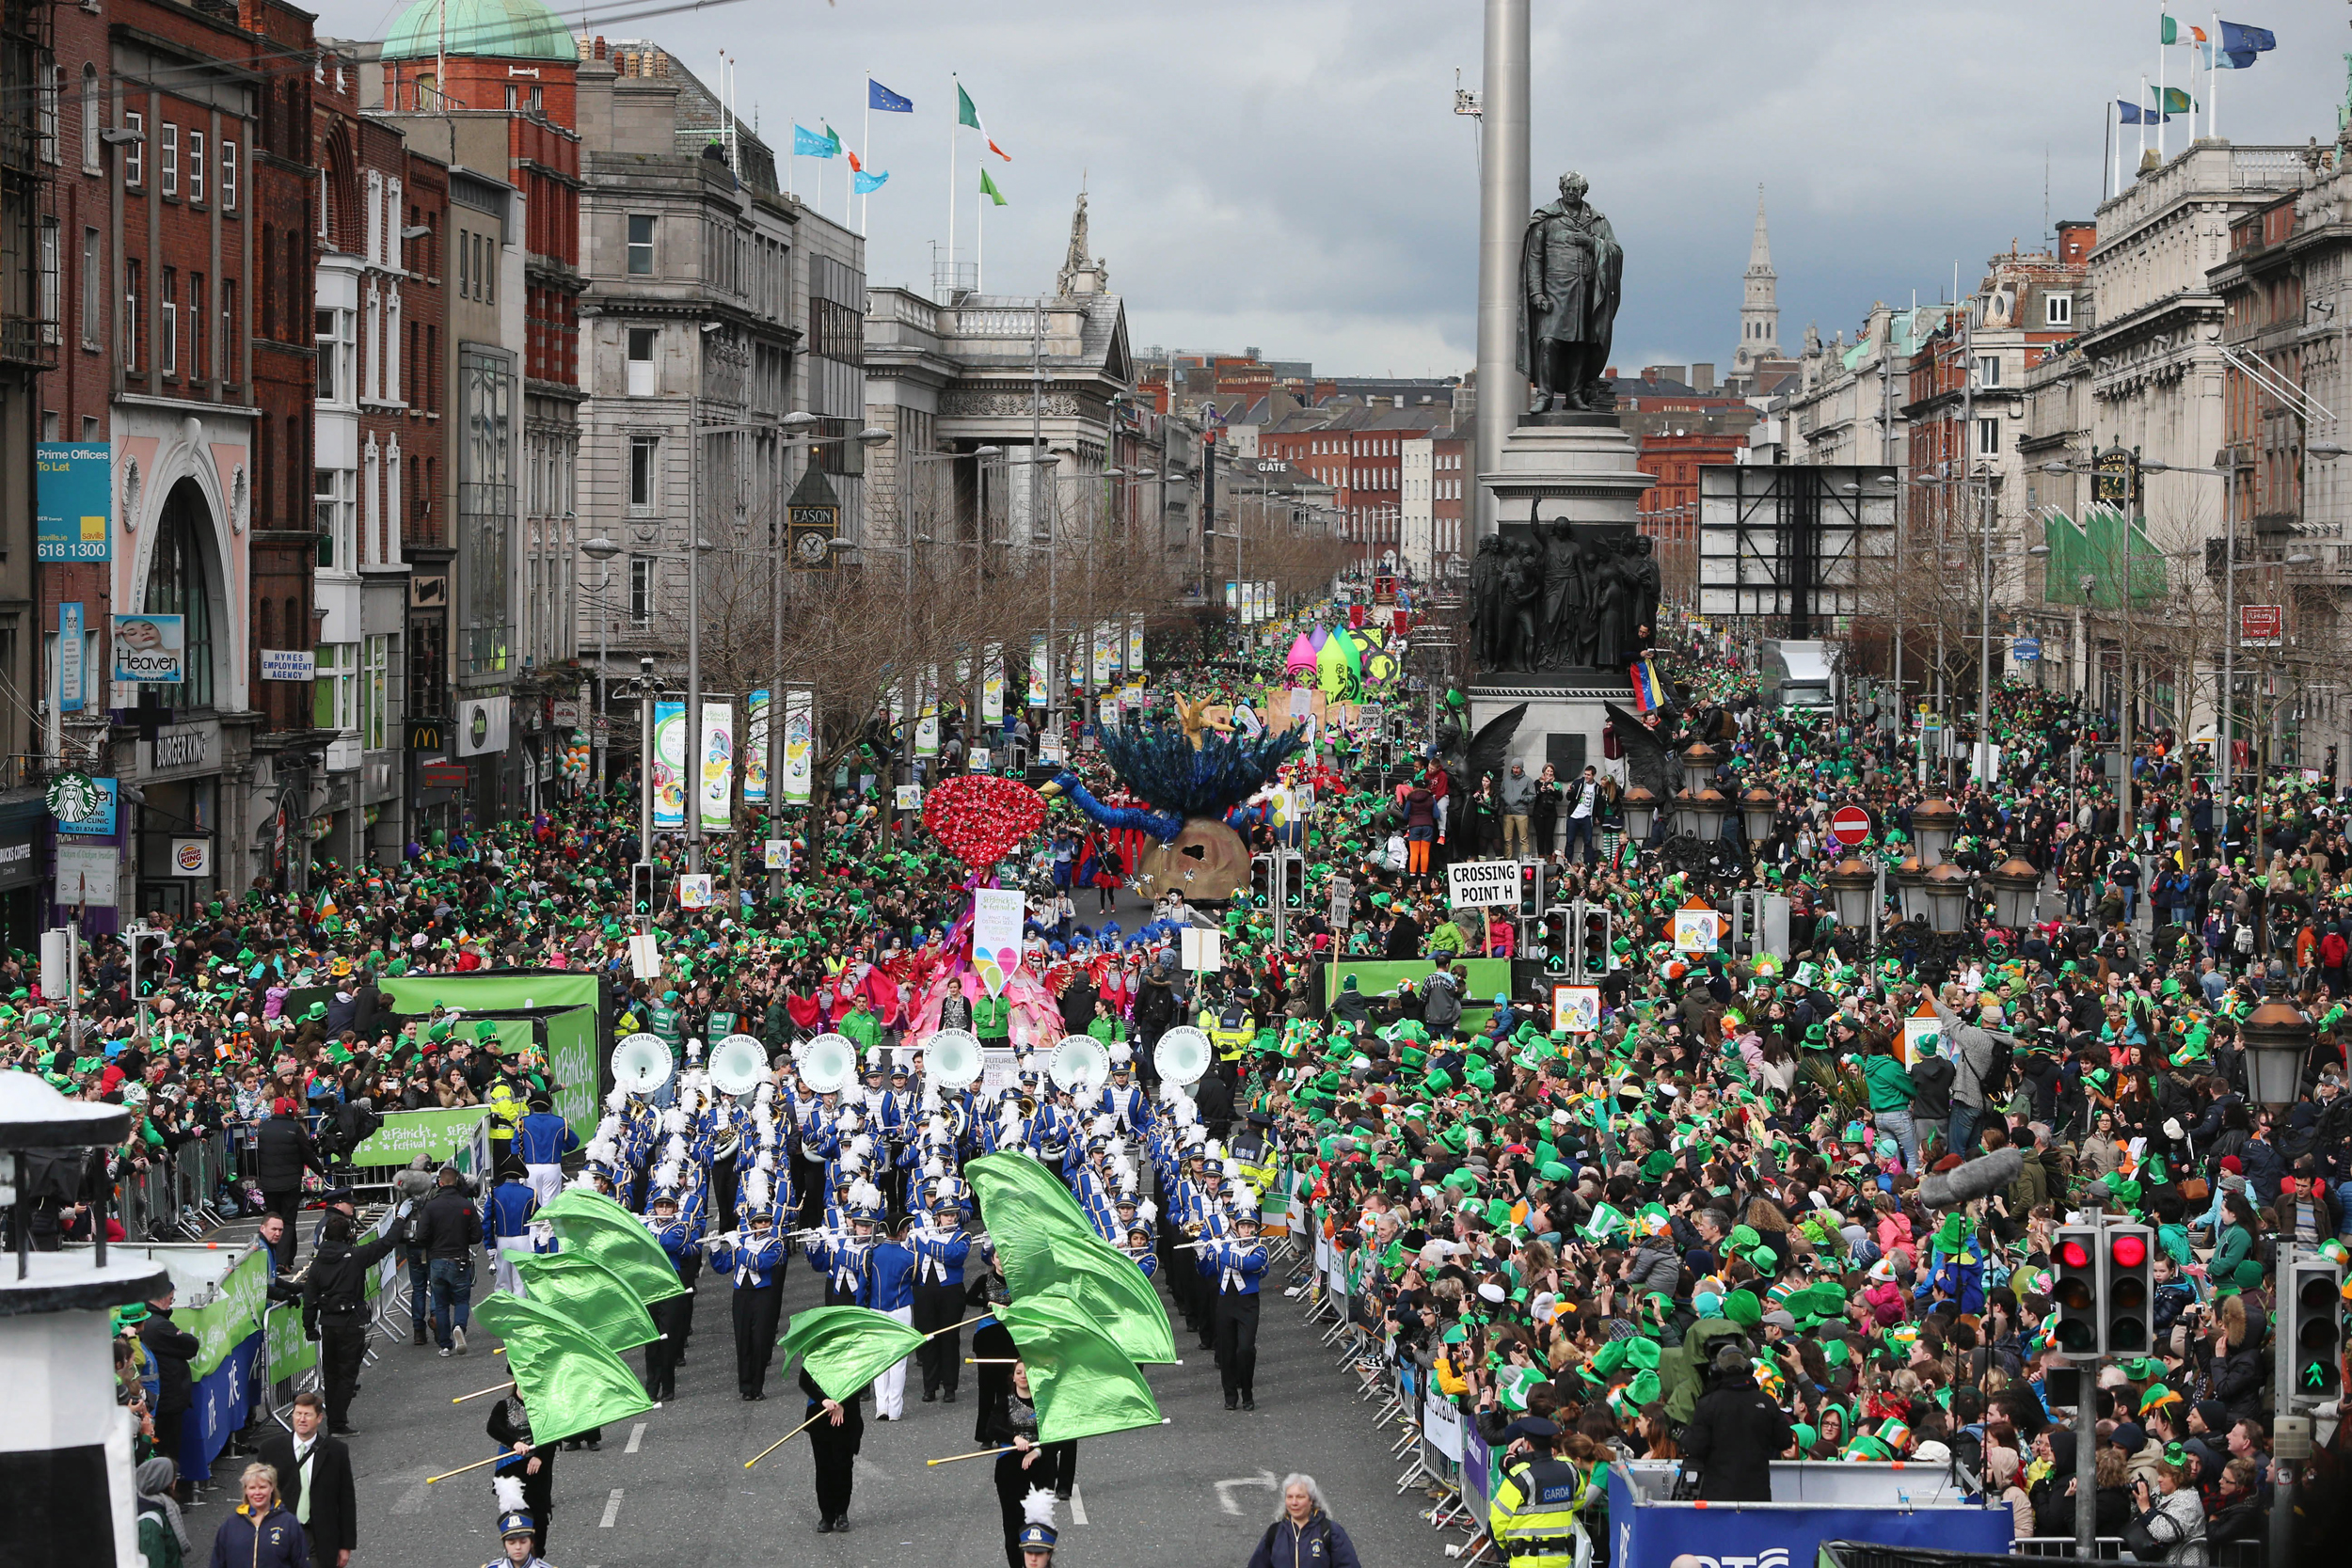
[1747,184,1772,275]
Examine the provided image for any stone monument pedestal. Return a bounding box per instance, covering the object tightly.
[1468,412,1658,782]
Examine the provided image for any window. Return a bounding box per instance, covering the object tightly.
[187,130,203,202]
[1976,353,2001,388]
[315,307,353,403]
[36,64,58,164]
[628,557,654,624]
[313,641,358,731]
[315,467,354,569]
[160,122,176,196]
[363,634,389,748]
[220,140,236,210]
[457,230,469,297]
[80,65,99,172]
[122,259,138,371]
[529,86,543,115]
[1976,417,2000,457]
[385,287,402,403]
[2046,293,2073,326]
[628,436,658,511]
[188,273,203,376]
[627,214,655,276]
[627,326,657,396]
[218,280,236,380]
[122,111,141,185]
[145,488,218,707]
[504,84,517,112]
[38,219,58,345]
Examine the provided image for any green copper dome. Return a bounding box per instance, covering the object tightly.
[382,0,579,63]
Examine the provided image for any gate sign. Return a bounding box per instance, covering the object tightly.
[2240,604,2283,647]
[1827,805,1873,849]
[1447,859,1519,911]
[2010,636,2040,662]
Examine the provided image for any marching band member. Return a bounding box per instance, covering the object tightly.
[1096,1045,1150,1134]
[486,1390,557,1557]
[484,1475,557,1568]
[707,1198,787,1401]
[1204,1199,1268,1411]
[908,1195,972,1404]
[512,1092,580,1209]
[640,1165,704,1402]
[798,1361,865,1535]
[866,1212,918,1420]
[1016,1487,1059,1568]
[806,1181,880,1306]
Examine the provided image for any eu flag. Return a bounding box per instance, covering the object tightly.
[868,78,913,113]
[2217,20,2277,56]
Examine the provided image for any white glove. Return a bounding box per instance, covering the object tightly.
[393,1199,414,1222]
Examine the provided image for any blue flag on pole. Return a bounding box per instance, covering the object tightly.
[2217,20,2277,56]
[868,78,913,113]
[793,124,836,157]
[2116,101,2175,123]
[854,168,888,194]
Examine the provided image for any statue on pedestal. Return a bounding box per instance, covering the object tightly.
[1518,172,1624,414]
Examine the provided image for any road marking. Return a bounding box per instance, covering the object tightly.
[625,1422,646,1454]
[598,1490,625,1528]
[1069,1484,1088,1526]
[389,1471,432,1515]
[1214,1471,1279,1515]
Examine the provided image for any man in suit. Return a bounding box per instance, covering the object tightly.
[261,1391,358,1568]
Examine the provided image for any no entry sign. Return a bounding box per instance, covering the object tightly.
[1828,805,1873,848]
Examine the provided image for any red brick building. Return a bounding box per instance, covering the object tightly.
[37,0,320,921]
[1258,403,1446,566]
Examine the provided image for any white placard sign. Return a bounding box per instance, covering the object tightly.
[1447,859,1519,911]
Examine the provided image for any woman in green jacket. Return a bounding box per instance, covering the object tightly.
[1861,1041,1920,1172]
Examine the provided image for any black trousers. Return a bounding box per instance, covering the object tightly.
[1214,1291,1261,1397]
[501,1460,553,1558]
[994,1446,1071,1568]
[645,1293,690,1401]
[732,1283,782,1397]
[808,1405,860,1522]
[675,1256,702,1355]
[319,1312,368,1429]
[911,1281,963,1396]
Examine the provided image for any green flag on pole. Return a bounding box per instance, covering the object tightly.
[776,1306,928,1402]
[536,1189,686,1305]
[965,1154,1175,1364]
[473,1293,653,1447]
[957,81,982,131]
[511,1252,661,1350]
[980,169,1008,207]
[1001,1287,1164,1444]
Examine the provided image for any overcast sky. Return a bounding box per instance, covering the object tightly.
[320,0,2347,379]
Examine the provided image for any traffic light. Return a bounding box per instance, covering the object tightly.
[1578,902,1613,985]
[2285,1252,2347,1403]
[1518,860,1542,919]
[2104,1223,2155,1355]
[1278,852,1305,909]
[2051,1224,2102,1355]
[1538,907,1571,974]
[1248,853,1272,909]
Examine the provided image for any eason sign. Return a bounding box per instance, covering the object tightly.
[1447,859,1520,911]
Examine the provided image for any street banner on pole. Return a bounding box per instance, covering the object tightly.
[744,689,770,804]
[652,701,687,830]
[697,701,734,832]
[782,687,815,804]
[1028,635,1048,706]
[981,642,1005,725]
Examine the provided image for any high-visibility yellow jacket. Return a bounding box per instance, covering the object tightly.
[1487,1454,1590,1568]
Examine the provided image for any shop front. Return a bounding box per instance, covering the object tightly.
[0,796,47,949]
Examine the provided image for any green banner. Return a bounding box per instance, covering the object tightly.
[177,1245,271,1380]
[349,1105,493,1166]
[1324,957,1510,1029]
[380,972,605,1135]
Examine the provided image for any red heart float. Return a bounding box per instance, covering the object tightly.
[922,774,1047,870]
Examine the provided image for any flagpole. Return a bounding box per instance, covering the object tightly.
[2156,5,2167,161]
[977,182,984,293]
[2105,101,2116,204]
[2209,10,2220,142]
[947,72,959,300]
[863,75,872,239]
[2139,74,2149,166]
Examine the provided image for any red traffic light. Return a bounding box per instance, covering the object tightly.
[2110,1234,2147,1269]
[2058,1239,2091,1269]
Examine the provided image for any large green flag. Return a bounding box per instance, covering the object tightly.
[511,1253,660,1351]
[473,1293,653,1446]
[966,1153,1175,1365]
[1002,1287,1163,1444]
[536,1188,686,1305]
[776,1306,927,1402]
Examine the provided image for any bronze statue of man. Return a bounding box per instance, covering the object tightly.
[1518,172,1624,413]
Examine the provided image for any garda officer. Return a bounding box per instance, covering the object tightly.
[486,1476,557,1568]
[1207,989,1252,1090]
[1204,1200,1267,1410]
[708,1208,786,1401]
[1487,1417,1592,1567]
